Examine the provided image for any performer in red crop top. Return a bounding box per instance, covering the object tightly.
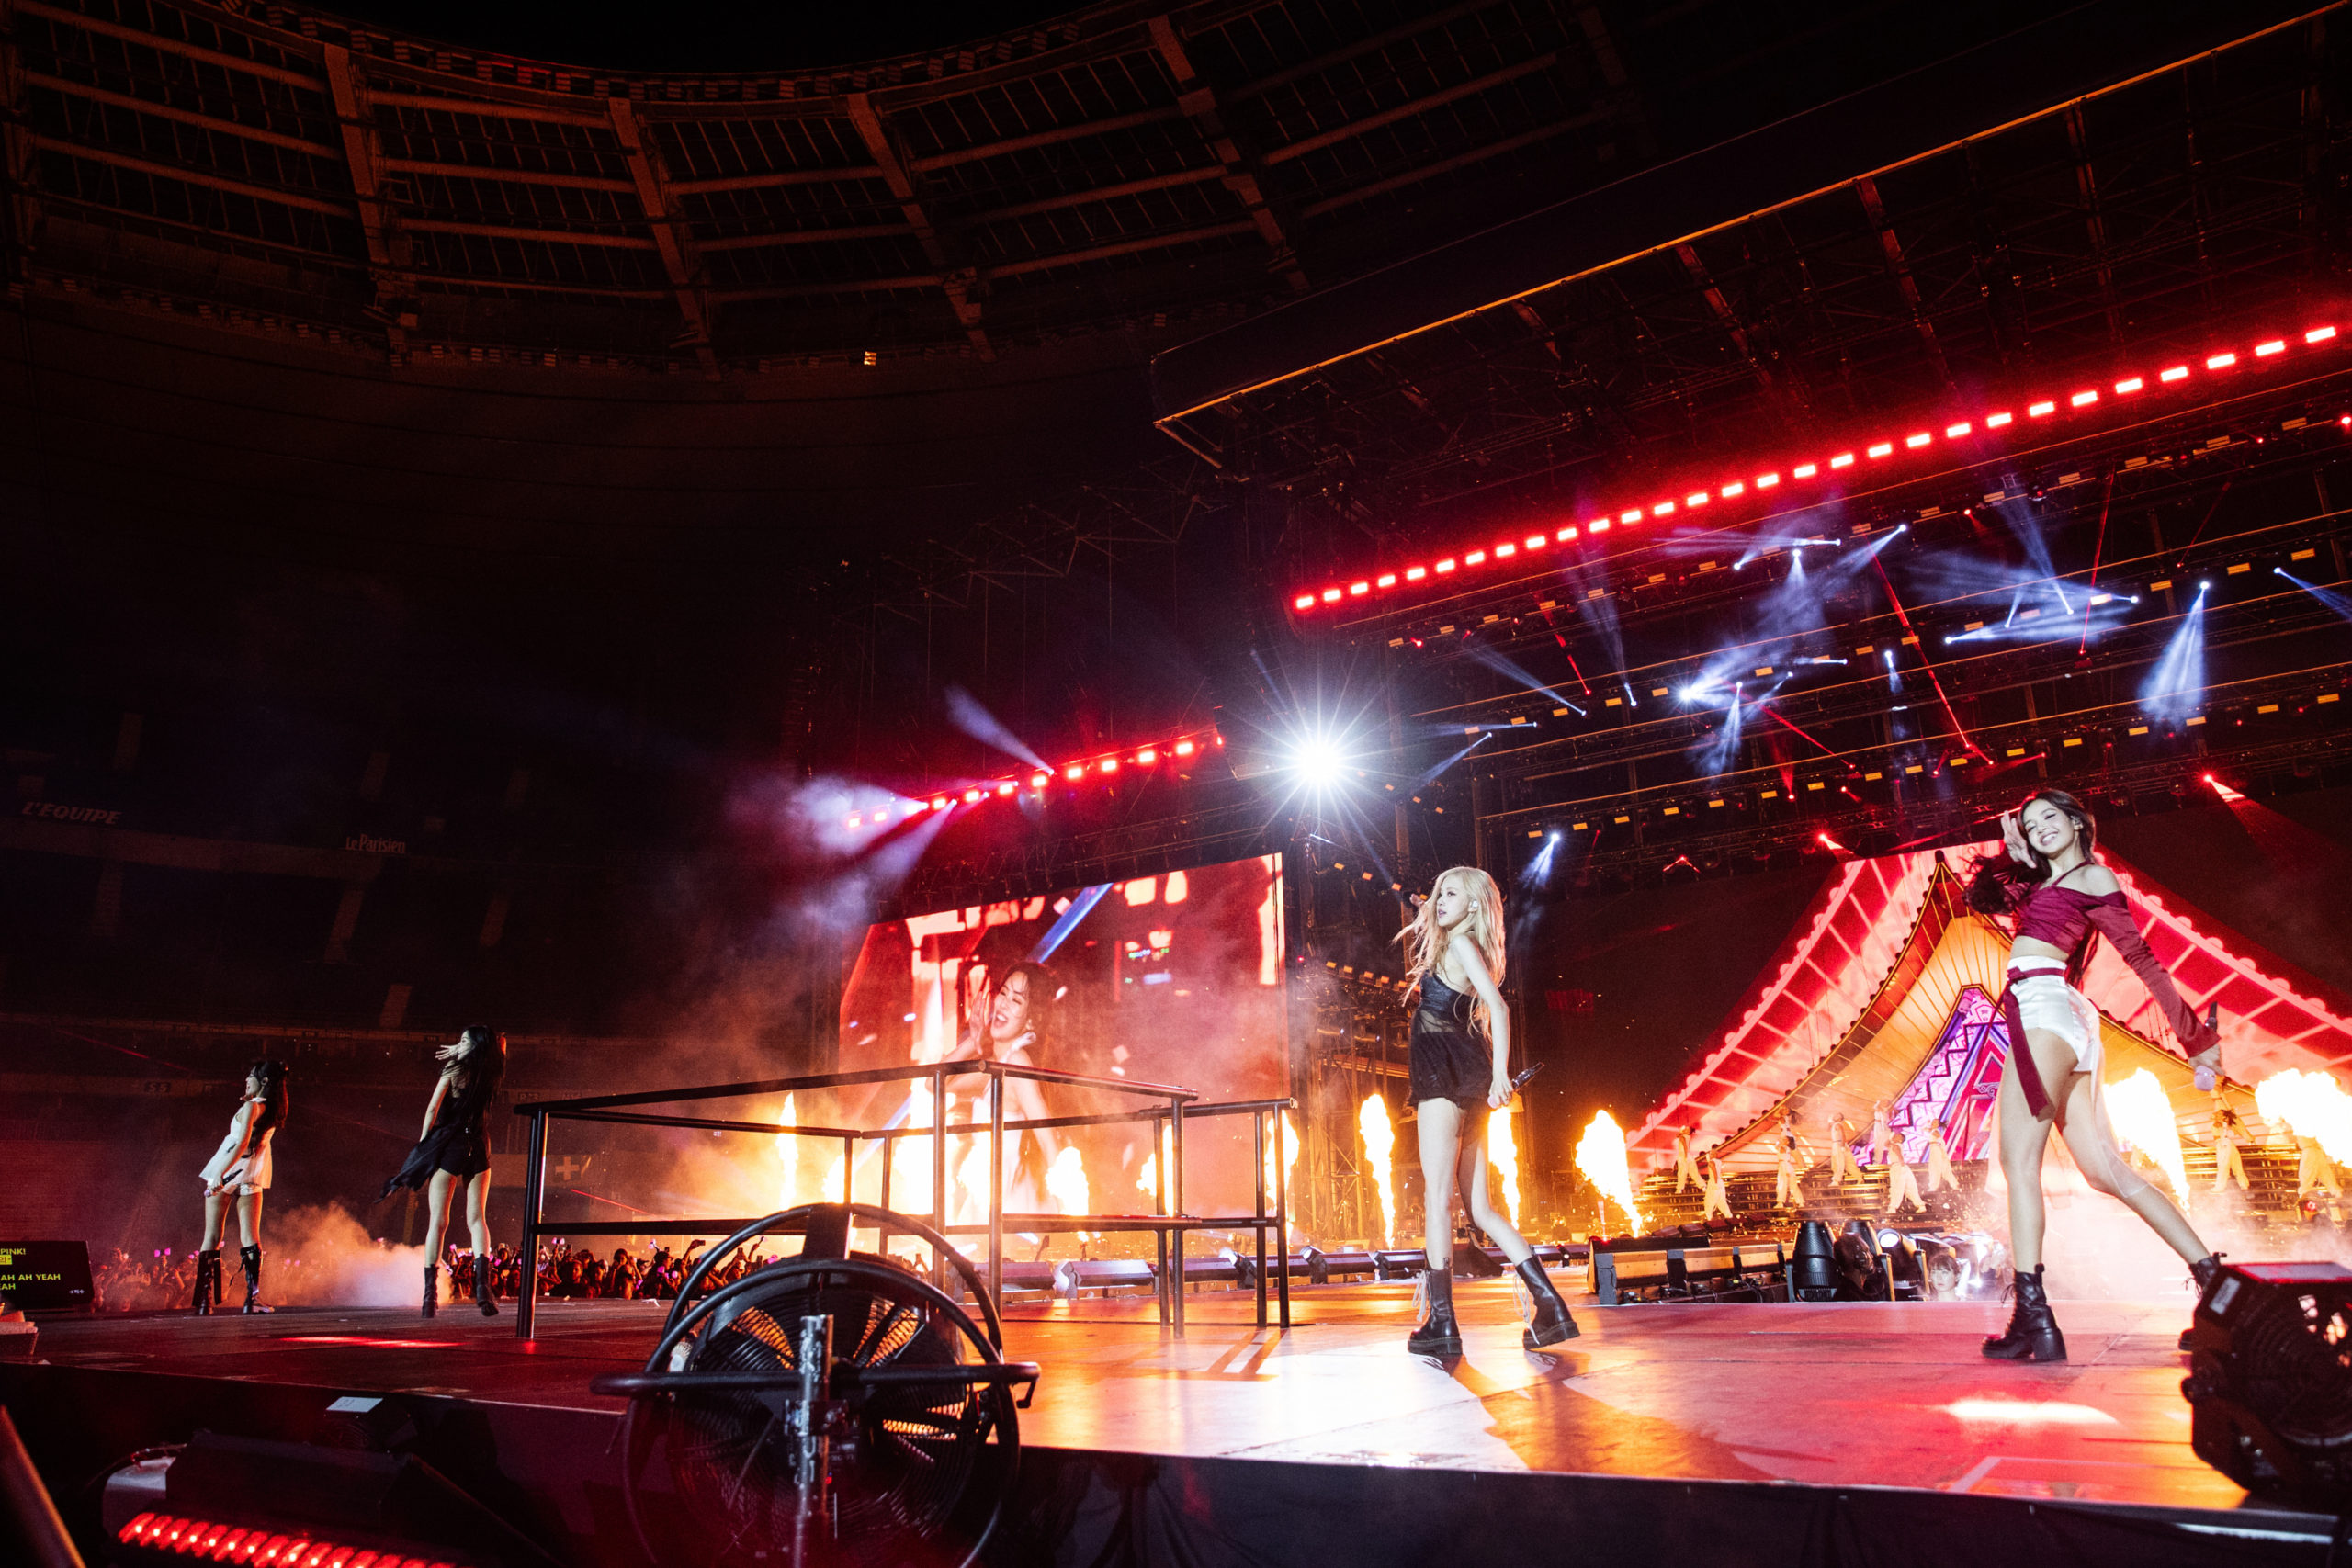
[1967,788,2223,1362]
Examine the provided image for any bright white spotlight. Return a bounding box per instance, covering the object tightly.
[1291,734,1349,788]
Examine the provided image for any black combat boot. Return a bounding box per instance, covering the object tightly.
[239,1246,269,1314]
[191,1249,220,1315]
[422,1263,440,1318]
[1515,1257,1580,1348]
[474,1253,499,1317]
[1982,1265,2065,1361]
[1407,1266,1463,1357]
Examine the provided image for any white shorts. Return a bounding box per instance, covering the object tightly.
[2009,973,2100,1068]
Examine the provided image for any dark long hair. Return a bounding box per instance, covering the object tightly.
[988,962,1059,1055]
[450,1024,507,1102]
[247,1058,290,1135]
[1967,788,2099,917]
[1967,788,2110,984]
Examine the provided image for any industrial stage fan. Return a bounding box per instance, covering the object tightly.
[2182,1259,2352,1505]
[592,1203,1039,1568]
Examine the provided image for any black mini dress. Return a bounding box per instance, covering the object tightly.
[380,1067,495,1195]
[1409,970,1495,1126]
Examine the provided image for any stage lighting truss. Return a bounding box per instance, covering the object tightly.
[842,729,1222,829]
[1289,321,2345,619]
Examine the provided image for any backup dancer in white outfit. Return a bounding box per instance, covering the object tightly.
[194,1059,288,1314]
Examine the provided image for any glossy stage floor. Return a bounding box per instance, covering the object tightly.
[6,1279,2335,1566]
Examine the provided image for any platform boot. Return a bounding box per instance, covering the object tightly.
[474,1253,499,1318]
[422,1263,440,1319]
[1406,1265,1464,1357]
[1981,1265,2064,1361]
[191,1248,220,1315]
[2179,1253,2225,1350]
[1514,1257,1580,1348]
[238,1246,270,1314]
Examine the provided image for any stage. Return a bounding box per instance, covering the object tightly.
[7,1278,2338,1566]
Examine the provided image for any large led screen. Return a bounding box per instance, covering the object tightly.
[836,854,1287,1221]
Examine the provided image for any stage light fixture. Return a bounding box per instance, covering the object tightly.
[1288,733,1351,791]
[1406,565,1427,580]
[930,796,948,811]
[1137,749,1158,764]
[1527,534,1548,547]
[1063,766,1082,782]
[1436,558,1456,573]
[1029,772,1049,788]
[963,788,982,803]
[1099,758,1118,773]
[1174,740,1195,756]
[1288,317,2349,613]
[995,782,1013,796]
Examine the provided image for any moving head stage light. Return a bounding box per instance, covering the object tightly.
[2182,1260,2352,1506]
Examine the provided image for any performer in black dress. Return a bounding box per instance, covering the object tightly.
[1396,866,1577,1356]
[383,1025,505,1317]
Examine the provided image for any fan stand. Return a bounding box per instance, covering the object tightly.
[592,1202,1041,1568]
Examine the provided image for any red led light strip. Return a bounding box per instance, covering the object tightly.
[845,730,1224,829]
[116,1513,467,1568]
[1292,323,2343,614]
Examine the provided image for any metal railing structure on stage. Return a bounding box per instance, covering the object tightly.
[509,1062,1292,1340]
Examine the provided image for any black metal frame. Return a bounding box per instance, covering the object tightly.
[512,1062,1292,1339]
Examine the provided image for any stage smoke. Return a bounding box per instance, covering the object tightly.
[944,685,1048,771]
[252,1203,429,1307]
[2278,570,2352,624]
[2141,583,2210,716]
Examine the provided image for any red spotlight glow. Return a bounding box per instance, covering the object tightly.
[1816,832,1847,852]
[1406,565,1427,580]
[1137,748,1159,764]
[995,782,1013,796]
[1985,412,2013,427]
[963,788,982,803]
[2310,326,2339,343]
[1294,594,1315,609]
[2160,366,2189,382]
[2028,400,2055,416]
[2206,352,2237,369]
[1099,758,1119,773]
[1062,766,1082,781]
[931,796,949,810]
[2256,340,2285,357]
[1174,739,1195,756]
[1029,771,1049,787]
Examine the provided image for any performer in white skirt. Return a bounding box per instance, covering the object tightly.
[1883,1134,1925,1216]
[194,1060,288,1314]
[1700,1148,1733,1222]
[1774,1120,1806,1210]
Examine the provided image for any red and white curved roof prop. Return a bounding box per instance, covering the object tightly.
[1627,844,2352,1173]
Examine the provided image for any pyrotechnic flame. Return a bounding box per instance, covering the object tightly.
[888,1089,937,1214]
[1575,1111,1643,1234]
[1136,1123,1174,1205]
[773,1094,801,1208]
[2256,1069,2352,1163]
[2104,1069,2190,1197]
[1046,1145,1091,1241]
[1261,1110,1302,1200]
[1487,1100,1521,1226]
[1358,1096,1397,1247]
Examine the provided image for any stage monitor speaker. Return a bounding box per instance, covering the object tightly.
[2182,1260,2352,1505]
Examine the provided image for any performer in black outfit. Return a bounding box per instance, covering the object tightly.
[1396,866,1577,1356]
[382,1025,505,1317]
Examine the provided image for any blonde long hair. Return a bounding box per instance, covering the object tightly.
[1396,865,1507,1037]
